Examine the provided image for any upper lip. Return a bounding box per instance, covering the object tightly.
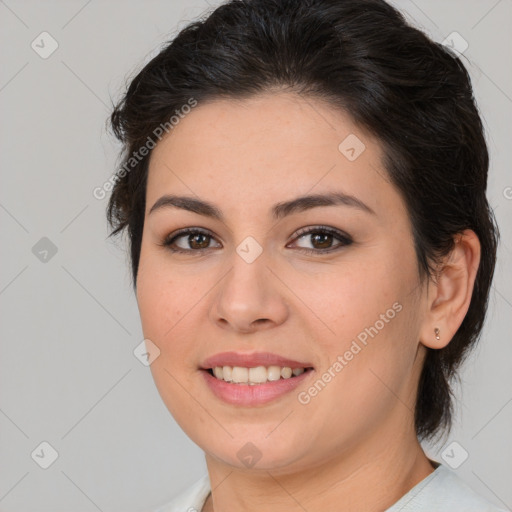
[200,351,313,369]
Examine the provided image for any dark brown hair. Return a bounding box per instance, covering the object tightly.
[106,0,499,440]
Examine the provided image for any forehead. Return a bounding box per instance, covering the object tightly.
[145,92,399,220]
[151,92,376,160]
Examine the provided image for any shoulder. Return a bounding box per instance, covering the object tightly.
[151,466,508,512]
[152,474,211,512]
[386,464,508,512]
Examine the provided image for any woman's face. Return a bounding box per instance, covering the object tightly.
[136,92,429,473]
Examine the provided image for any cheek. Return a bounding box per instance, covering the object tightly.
[294,255,409,340]
[136,259,204,420]
[137,272,191,348]
[136,252,214,377]
[302,250,421,392]
[137,243,191,332]
[136,252,182,357]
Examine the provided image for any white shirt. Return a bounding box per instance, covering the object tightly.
[153,463,508,512]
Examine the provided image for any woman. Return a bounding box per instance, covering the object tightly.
[106,0,503,510]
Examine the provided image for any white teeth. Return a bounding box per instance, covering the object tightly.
[267,365,282,381]
[249,366,268,383]
[210,365,308,384]
[222,365,232,382]
[281,367,292,379]
[231,367,248,383]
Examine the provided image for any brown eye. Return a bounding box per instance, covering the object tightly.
[187,232,211,250]
[160,226,352,255]
[309,232,334,249]
[162,229,221,254]
[289,226,353,254]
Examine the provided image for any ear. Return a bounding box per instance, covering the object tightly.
[419,229,481,349]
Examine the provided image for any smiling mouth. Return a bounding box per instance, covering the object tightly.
[205,365,314,385]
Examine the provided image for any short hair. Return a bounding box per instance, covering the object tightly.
[106,0,499,440]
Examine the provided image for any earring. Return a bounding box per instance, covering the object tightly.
[434,327,440,340]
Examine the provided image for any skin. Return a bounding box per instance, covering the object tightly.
[135,92,481,512]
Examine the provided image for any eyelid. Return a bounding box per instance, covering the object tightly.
[291,225,351,242]
[161,227,220,251]
[160,225,353,254]
[288,225,353,252]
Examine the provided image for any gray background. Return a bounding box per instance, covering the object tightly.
[0,0,511,510]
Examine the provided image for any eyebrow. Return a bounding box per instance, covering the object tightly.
[148,191,375,221]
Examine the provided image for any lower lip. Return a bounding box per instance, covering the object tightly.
[201,369,314,406]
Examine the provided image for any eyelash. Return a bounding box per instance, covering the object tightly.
[159,225,353,255]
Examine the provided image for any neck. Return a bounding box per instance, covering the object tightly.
[202,421,434,512]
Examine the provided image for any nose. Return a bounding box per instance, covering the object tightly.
[210,248,289,334]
